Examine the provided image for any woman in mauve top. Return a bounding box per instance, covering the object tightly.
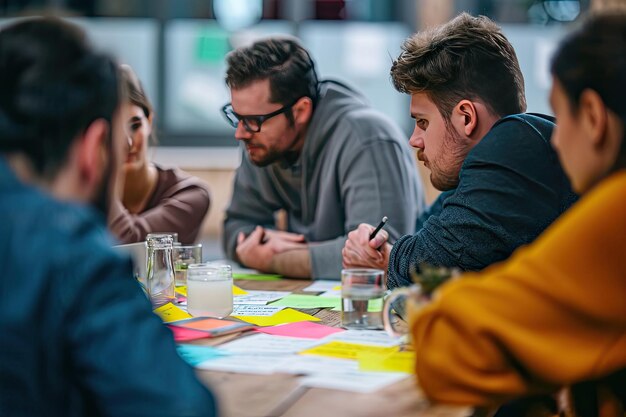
[109,65,210,244]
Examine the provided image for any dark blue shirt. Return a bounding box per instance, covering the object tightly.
[387,114,578,289]
[0,158,217,417]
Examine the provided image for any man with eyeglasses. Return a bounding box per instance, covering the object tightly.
[221,37,424,279]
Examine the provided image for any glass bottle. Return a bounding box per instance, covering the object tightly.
[146,235,176,307]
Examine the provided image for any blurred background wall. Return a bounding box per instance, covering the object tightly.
[0,0,594,248]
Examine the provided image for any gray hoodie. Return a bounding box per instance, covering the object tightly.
[223,80,425,279]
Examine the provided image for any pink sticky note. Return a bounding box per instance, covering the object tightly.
[254,321,345,339]
[167,325,210,342]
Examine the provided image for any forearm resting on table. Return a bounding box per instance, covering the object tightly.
[270,248,311,278]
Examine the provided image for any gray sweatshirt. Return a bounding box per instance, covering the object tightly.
[223,80,425,279]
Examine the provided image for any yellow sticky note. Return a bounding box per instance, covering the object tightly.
[300,341,398,360]
[233,308,319,327]
[358,350,415,374]
[178,285,246,297]
[233,285,248,296]
[153,302,193,323]
[332,285,341,291]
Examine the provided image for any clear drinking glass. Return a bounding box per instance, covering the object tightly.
[341,268,386,329]
[187,263,233,318]
[172,244,202,286]
[146,235,176,307]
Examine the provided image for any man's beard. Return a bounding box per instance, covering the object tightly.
[249,146,284,167]
[428,129,467,191]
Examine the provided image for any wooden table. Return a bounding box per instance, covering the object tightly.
[190,278,469,417]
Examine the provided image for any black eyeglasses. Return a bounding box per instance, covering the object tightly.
[221,100,298,133]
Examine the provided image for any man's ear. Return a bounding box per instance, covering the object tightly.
[453,100,479,137]
[292,96,314,126]
[78,118,109,190]
[578,88,608,149]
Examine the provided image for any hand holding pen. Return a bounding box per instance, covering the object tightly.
[342,217,391,270]
[369,216,388,243]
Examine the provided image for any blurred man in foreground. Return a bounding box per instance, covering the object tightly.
[0,17,216,417]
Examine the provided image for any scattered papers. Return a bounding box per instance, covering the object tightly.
[233,290,291,305]
[270,294,341,310]
[255,321,345,339]
[176,344,227,366]
[231,305,284,316]
[153,302,193,323]
[177,285,247,297]
[233,285,248,295]
[324,330,403,347]
[234,308,320,327]
[281,355,358,375]
[233,273,282,281]
[169,317,254,337]
[168,326,211,342]
[300,341,397,361]
[218,333,320,355]
[358,350,415,374]
[302,280,340,293]
[319,288,342,298]
[300,370,408,393]
[197,354,287,374]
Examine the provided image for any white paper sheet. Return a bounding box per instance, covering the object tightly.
[299,370,408,393]
[281,355,358,375]
[322,330,402,347]
[196,354,287,374]
[231,305,284,316]
[218,333,321,355]
[319,289,342,298]
[233,290,291,305]
[302,280,340,293]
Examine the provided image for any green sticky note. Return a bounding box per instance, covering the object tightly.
[270,294,341,310]
[367,298,383,312]
[232,273,282,281]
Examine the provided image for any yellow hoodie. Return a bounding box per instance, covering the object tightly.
[410,171,626,407]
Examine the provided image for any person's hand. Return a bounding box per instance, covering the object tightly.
[342,223,392,270]
[261,229,306,245]
[236,226,307,272]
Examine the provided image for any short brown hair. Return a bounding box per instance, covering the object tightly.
[391,13,526,121]
[225,37,319,109]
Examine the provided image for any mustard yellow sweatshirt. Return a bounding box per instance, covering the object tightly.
[410,171,626,407]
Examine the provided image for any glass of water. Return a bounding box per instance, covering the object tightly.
[172,244,202,286]
[341,268,386,329]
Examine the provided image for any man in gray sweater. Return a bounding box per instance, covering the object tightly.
[221,37,424,279]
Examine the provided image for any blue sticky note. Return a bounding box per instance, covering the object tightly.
[176,344,228,366]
